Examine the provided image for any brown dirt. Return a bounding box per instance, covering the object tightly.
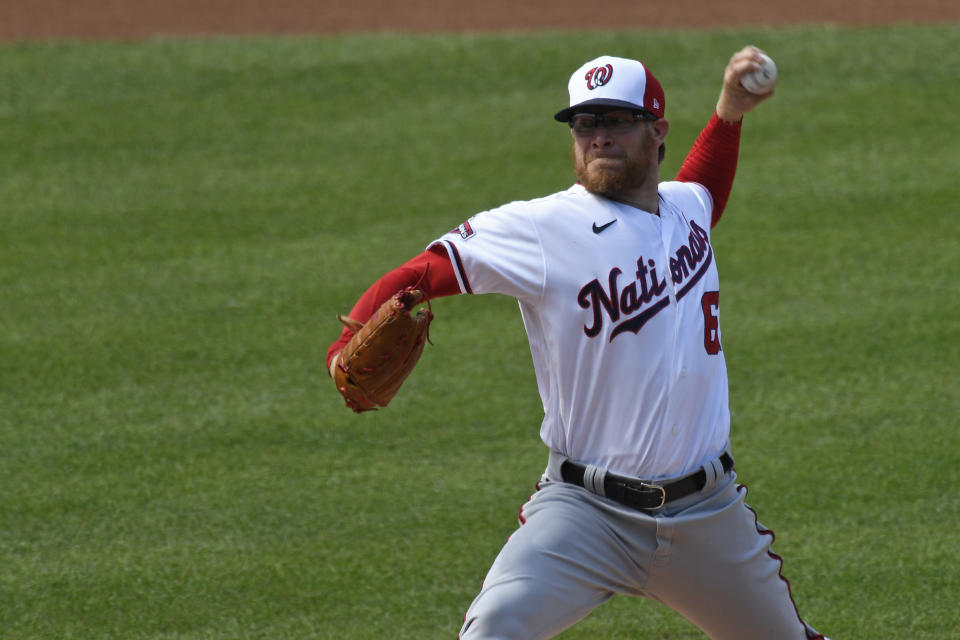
[1,0,957,42]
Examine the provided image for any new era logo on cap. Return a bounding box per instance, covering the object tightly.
[554,55,665,122]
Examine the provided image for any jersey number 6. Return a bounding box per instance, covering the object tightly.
[701,291,721,355]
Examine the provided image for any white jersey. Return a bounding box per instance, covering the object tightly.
[430,182,730,479]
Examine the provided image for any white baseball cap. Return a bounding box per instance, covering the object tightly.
[554,55,666,122]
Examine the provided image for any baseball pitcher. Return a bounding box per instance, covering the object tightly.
[328,46,830,640]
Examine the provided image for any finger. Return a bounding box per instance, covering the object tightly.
[724,52,770,90]
[729,46,766,73]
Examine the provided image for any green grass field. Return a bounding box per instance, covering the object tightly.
[2,23,959,639]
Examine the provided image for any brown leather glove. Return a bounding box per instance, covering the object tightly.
[331,288,433,413]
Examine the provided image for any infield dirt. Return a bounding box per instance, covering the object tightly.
[1,0,958,41]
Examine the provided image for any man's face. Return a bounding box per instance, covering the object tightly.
[570,109,667,197]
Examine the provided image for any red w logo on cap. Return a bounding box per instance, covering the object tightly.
[585,64,613,90]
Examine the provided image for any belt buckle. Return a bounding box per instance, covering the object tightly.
[641,482,666,509]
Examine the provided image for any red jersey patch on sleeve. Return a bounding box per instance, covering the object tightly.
[454,220,476,240]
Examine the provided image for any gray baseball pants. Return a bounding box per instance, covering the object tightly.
[458,450,826,640]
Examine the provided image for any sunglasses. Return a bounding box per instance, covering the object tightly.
[569,110,658,136]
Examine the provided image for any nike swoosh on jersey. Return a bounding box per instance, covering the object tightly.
[592,219,617,234]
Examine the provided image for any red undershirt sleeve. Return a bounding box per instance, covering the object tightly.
[326,245,460,368]
[675,113,743,228]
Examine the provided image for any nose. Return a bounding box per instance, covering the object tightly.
[590,130,615,147]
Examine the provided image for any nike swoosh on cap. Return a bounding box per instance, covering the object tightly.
[592,219,617,234]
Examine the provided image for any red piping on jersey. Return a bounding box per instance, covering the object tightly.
[443,239,473,295]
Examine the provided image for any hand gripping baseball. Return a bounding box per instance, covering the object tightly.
[331,288,433,413]
[716,45,777,123]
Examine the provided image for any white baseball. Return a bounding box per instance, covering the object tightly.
[740,52,777,94]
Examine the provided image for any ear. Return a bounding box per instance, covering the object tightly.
[650,118,669,145]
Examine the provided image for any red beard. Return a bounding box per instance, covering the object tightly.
[574,148,650,197]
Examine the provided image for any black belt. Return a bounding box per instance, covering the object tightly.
[560,452,734,511]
